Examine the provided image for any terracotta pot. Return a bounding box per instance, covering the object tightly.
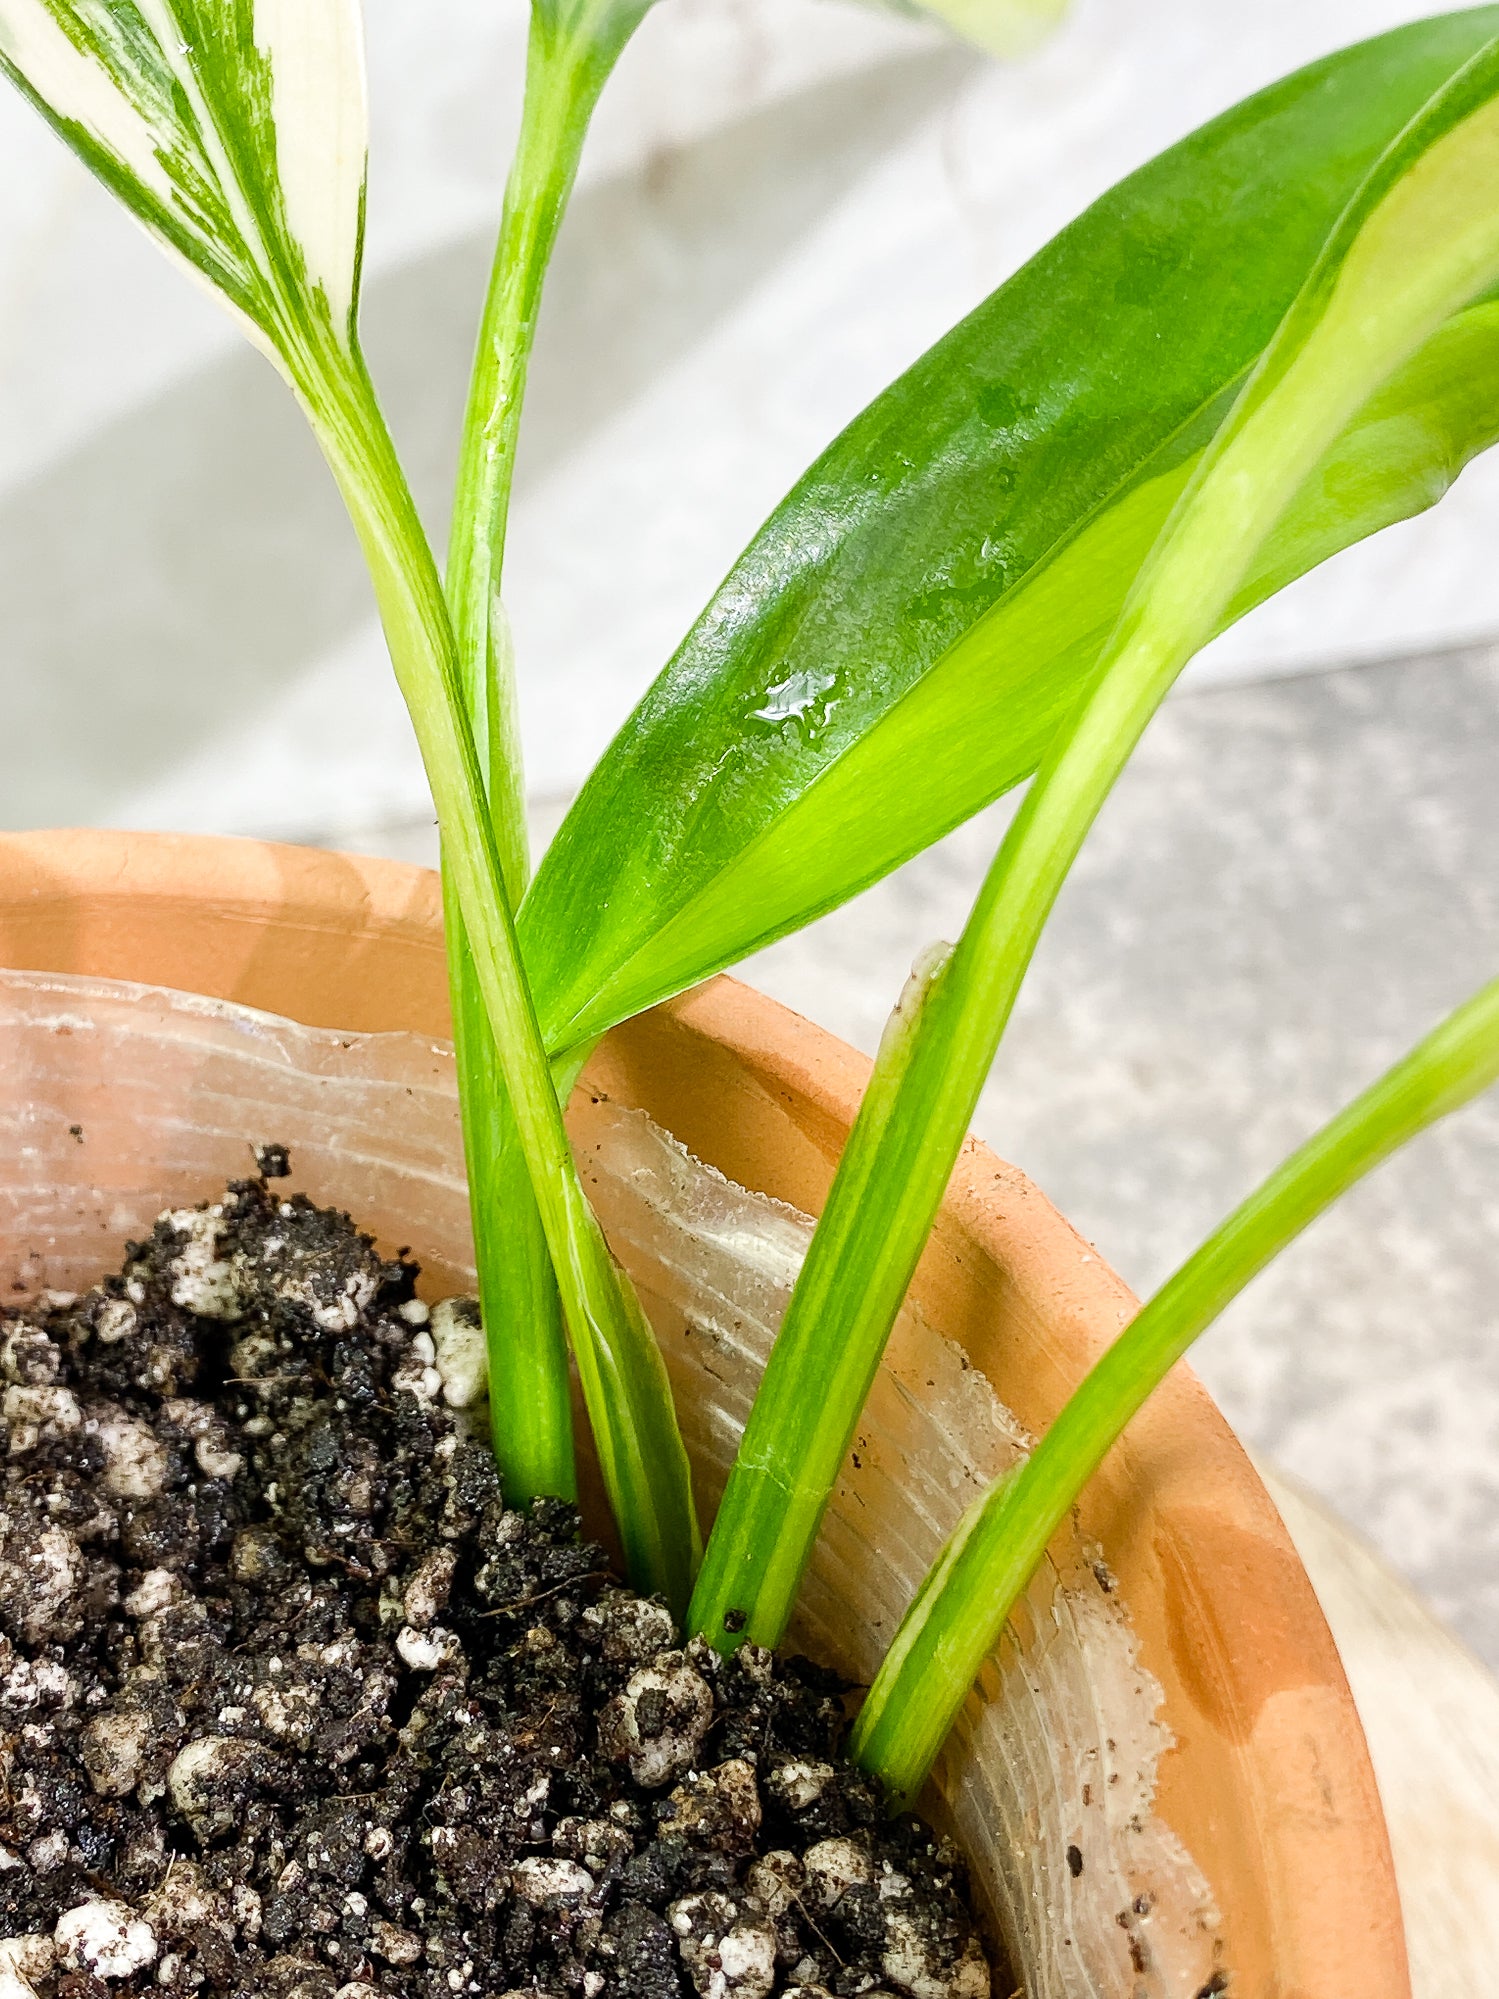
[0,828,1406,1999]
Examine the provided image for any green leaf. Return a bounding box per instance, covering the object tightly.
[520,7,1499,1056]
[0,0,368,380]
[852,972,1499,1807]
[693,17,1499,1673]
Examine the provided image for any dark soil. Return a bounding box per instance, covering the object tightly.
[0,1170,993,1999]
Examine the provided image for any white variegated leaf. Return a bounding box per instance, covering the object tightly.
[0,0,368,380]
[866,0,1066,60]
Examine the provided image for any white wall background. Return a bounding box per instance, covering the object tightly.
[1,0,1495,845]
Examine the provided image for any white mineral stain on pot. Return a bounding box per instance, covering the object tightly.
[573,1100,1225,1997]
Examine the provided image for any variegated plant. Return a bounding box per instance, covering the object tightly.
[4,0,1499,1819]
[0,1,367,381]
[0,0,701,1611]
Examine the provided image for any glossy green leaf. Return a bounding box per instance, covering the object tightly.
[695,22,1499,1670]
[521,8,1499,1056]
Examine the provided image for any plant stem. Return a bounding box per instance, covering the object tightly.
[449,8,607,827]
[687,84,1499,1654]
[444,5,644,1508]
[852,973,1499,1806]
[688,945,953,1647]
[446,890,577,1503]
[298,346,700,1615]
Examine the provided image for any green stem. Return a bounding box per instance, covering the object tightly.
[443,6,643,1509]
[688,945,954,1647]
[448,8,607,839]
[852,973,1499,1806]
[298,347,699,1613]
[688,97,1499,1653]
[445,884,576,1504]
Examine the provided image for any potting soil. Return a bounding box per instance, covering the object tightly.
[0,1170,992,1999]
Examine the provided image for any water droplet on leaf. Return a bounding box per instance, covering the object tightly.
[748,668,841,734]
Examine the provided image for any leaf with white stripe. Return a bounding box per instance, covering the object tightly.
[872,0,1066,59]
[0,0,368,380]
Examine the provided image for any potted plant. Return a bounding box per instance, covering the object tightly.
[1,1,1498,1993]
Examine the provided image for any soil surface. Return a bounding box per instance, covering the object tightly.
[0,1170,994,1999]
